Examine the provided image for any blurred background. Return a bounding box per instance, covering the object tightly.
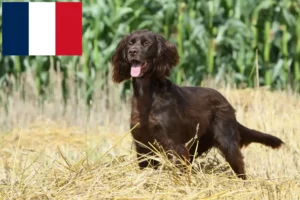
[0,0,300,131]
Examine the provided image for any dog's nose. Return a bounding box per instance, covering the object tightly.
[129,48,138,56]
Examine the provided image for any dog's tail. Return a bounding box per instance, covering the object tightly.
[238,122,284,149]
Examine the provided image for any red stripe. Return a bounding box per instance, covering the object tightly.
[55,2,82,56]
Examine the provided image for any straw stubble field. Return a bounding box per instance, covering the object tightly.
[0,87,299,199]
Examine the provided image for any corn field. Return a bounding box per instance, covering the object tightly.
[0,0,300,109]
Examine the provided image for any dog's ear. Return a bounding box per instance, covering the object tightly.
[111,34,131,83]
[153,34,179,78]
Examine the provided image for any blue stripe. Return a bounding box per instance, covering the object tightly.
[2,2,29,56]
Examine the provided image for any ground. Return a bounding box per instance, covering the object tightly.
[0,87,299,199]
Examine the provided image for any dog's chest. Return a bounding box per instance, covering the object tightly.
[130,97,182,128]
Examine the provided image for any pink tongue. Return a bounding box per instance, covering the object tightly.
[131,63,142,77]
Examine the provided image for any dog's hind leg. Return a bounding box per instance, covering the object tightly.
[213,118,246,180]
[188,133,214,163]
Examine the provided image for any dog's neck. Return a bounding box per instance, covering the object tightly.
[132,77,154,98]
[132,77,169,96]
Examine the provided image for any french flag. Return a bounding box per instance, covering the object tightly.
[2,2,82,56]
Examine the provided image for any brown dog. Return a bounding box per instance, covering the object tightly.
[111,30,284,179]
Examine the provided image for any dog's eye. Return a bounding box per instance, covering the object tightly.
[128,41,134,46]
[143,41,150,46]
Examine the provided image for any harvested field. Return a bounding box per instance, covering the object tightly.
[0,87,299,199]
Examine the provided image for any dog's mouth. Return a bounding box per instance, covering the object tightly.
[130,60,147,77]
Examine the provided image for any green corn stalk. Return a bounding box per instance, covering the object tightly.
[164,2,173,38]
[176,2,185,85]
[62,65,69,110]
[83,39,92,106]
[74,58,79,107]
[93,39,99,67]
[207,36,216,75]
[264,18,271,63]
[251,7,259,49]
[282,24,289,89]
[207,1,215,75]
[14,56,21,91]
[294,19,300,91]
[114,0,121,11]
[92,4,100,66]
[227,0,233,18]
[264,12,272,86]
[208,1,214,29]
[234,0,241,19]
[252,1,275,87]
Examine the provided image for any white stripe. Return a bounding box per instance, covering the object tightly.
[29,2,55,56]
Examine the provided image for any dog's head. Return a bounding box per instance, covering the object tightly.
[111,30,179,83]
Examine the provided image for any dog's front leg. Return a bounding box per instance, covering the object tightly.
[150,127,190,169]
